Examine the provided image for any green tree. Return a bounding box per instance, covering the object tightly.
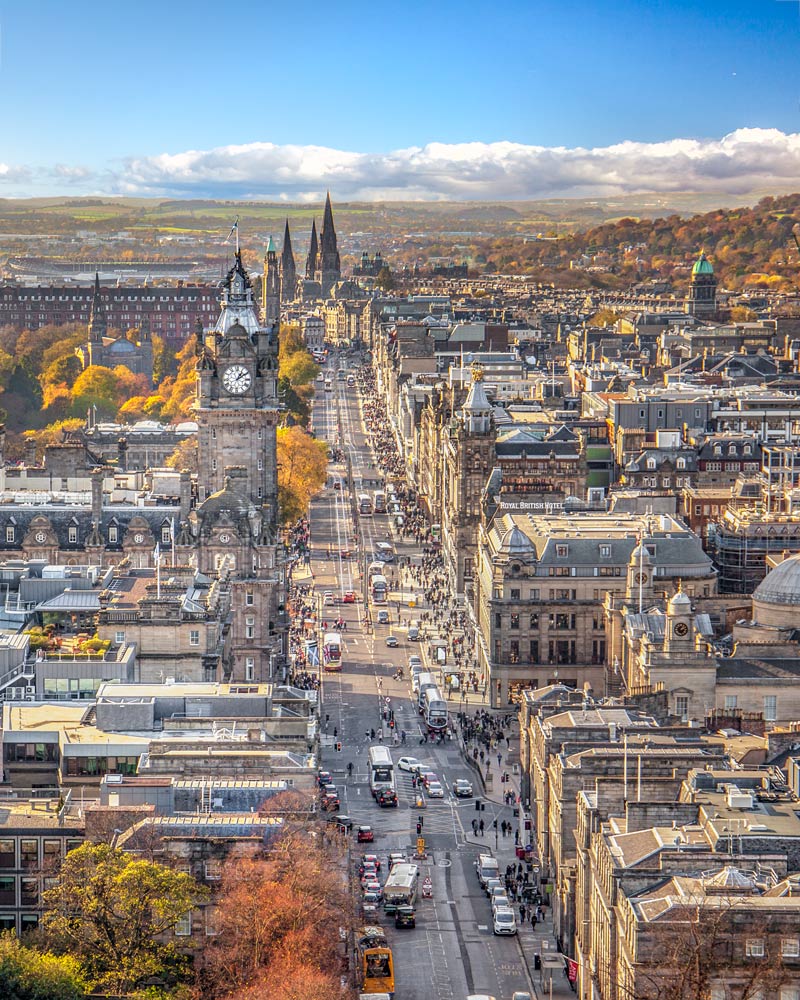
[279,350,319,388]
[375,265,395,291]
[40,842,207,995]
[0,933,87,1000]
[277,426,328,522]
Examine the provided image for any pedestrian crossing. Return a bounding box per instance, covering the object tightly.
[395,771,458,838]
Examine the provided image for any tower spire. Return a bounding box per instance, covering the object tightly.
[280,219,296,304]
[305,219,319,279]
[89,271,107,343]
[316,192,341,296]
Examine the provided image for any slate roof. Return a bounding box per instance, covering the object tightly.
[715,657,800,681]
[0,503,180,552]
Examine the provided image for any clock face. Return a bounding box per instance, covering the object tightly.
[219,533,230,544]
[134,533,144,544]
[35,531,47,544]
[674,622,689,637]
[634,572,647,584]
[222,364,251,394]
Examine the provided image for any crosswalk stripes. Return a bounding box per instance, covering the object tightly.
[395,771,456,836]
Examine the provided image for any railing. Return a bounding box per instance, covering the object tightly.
[0,660,35,691]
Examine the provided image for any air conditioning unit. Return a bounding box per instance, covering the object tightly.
[24,686,35,696]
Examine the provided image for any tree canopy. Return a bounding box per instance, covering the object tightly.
[276,426,328,522]
[40,841,207,995]
[0,934,87,1000]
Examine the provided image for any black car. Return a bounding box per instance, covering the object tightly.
[377,789,398,808]
[394,905,416,928]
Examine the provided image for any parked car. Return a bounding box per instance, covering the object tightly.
[394,905,416,928]
[408,656,422,669]
[484,877,503,898]
[333,814,352,831]
[493,907,517,936]
[453,779,474,798]
[357,825,374,843]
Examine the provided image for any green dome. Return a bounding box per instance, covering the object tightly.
[692,252,714,276]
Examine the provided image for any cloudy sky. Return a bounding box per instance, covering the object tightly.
[2,0,799,201]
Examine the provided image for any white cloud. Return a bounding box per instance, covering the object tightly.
[3,129,800,200]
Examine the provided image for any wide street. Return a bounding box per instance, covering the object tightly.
[302,357,544,1000]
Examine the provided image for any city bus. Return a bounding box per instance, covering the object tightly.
[358,493,373,515]
[422,685,448,730]
[356,926,395,996]
[373,490,386,513]
[416,673,437,711]
[367,745,395,799]
[323,631,342,669]
[370,574,387,604]
[382,863,419,913]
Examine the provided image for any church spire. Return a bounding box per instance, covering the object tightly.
[316,192,341,296]
[280,219,296,304]
[89,272,107,343]
[305,219,319,279]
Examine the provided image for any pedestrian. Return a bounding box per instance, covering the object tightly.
[472,818,478,835]
[520,904,527,923]
[479,819,484,836]
[531,912,537,928]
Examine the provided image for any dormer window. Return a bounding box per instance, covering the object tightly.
[677,457,686,470]
[743,444,752,455]
[728,445,736,456]
[556,544,569,558]
[646,457,656,470]
[599,544,610,558]
[714,445,722,456]
[108,526,118,544]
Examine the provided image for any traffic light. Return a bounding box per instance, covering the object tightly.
[335,742,342,752]
[493,819,498,830]
[475,800,481,812]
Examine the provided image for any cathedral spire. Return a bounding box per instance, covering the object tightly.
[305,219,319,279]
[316,192,341,296]
[280,219,296,304]
[89,272,107,343]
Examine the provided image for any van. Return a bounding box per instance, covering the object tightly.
[476,854,500,888]
[407,620,420,641]
[410,666,425,691]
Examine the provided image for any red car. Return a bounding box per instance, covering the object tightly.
[356,825,374,843]
[343,591,357,604]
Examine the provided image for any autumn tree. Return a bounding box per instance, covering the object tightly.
[166,437,199,474]
[40,841,207,995]
[0,934,87,1000]
[277,426,327,522]
[196,829,354,999]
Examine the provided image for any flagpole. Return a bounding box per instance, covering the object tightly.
[171,517,176,567]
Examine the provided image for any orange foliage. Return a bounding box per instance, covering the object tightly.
[196,830,352,999]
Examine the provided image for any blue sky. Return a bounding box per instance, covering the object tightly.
[1,0,799,199]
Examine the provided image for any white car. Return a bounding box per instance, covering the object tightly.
[427,781,445,798]
[397,756,425,773]
[408,656,422,669]
[323,591,335,606]
[491,893,511,914]
[493,907,517,936]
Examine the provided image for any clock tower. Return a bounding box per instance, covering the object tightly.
[196,249,280,525]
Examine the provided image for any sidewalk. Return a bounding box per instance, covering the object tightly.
[460,737,575,1000]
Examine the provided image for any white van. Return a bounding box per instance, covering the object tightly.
[476,854,500,888]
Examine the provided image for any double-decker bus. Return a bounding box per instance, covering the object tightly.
[356,926,394,996]
[415,672,436,709]
[367,745,395,799]
[323,631,342,670]
[373,490,386,513]
[422,685,448,730]
[370,574,387,604]
[358,493,373,516]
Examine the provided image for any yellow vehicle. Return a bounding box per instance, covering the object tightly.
[357,926,395,997]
